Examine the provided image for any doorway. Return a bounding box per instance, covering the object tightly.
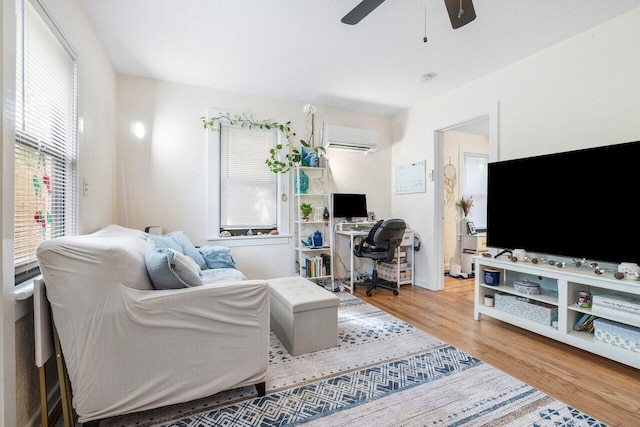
[443,127,489,275]
[432,103,499,291]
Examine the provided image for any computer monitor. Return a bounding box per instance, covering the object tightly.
[332,193,367,221]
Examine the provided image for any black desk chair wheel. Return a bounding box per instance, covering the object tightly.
[353,219,407,296]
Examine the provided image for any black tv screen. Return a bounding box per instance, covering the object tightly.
[486,140,639,265]
[333,193,367,220]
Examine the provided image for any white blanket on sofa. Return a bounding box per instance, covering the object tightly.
[36,225,269,423]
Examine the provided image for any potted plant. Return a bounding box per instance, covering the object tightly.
[300,104,326,167]
[300,203,313,221]
[201,112,301,173]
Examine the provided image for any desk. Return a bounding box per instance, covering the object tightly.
[335,230,369,292]
[335,229,414,293]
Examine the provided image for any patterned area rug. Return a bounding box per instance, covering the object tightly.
[102,293,604,427]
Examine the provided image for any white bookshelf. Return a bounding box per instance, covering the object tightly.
[293,165,334,288]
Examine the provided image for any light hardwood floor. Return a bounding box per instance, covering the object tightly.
[351,277,640,426]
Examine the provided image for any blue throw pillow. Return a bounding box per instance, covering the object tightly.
[148,231,207,270]
[145,239,203,289]
[198,245,237,269]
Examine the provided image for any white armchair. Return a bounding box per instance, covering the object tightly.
[36,225,269,424]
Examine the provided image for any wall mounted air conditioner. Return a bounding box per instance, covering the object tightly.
[322,124,378,153]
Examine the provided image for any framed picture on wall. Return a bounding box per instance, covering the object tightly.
[467,221,477,235]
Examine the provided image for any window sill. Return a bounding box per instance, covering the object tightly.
[13,275,41,320]
[14,276,39,300]
[207,234,291,248]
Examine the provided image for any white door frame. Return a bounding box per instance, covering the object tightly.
[430,102,499,290]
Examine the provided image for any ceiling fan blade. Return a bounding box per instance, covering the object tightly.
[341,0,386,25]
[444,0,476,29]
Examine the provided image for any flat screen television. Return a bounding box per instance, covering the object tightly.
[486,140,639,265]
[332,193,367,220]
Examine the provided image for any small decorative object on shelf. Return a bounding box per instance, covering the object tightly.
[323,207,330,221]
[313,230,323,247]
[466,221,477,235]
[456,196,473,234]
[514,279,541,296]
[483,268,500,285]
[577,291,592,308]
[295,170,309,194]
[456,196,474,217]
[618,262,640,280]
[512,249,527,261]
[300,203,312,221]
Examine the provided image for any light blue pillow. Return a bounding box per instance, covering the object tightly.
[198,245,237,269]
[145,239,203,289]
[148,231,207,270]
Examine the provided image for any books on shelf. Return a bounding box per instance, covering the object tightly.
[591,304,640,323]
[303,255,328,278]
[592,294,640,316]
[573,314,598,332]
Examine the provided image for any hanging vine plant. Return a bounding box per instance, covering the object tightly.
[201,112,306,174]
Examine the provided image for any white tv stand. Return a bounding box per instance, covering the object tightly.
[474,257,640,369]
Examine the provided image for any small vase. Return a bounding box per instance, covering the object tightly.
[460,215,469,235]
[294,170,309,194]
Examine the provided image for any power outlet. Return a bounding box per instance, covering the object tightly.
[82,178,89,196]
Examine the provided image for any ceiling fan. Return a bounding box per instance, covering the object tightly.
[341,0,476,29]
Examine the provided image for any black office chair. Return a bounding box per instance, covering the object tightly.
[353,219,407,296]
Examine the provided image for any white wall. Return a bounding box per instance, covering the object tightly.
[116,75,392,280]
[392,7,640,290]
[1,0,117,424]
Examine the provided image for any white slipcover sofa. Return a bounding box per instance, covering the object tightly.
[36,225,269,424]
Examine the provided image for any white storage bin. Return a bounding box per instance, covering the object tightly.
[494,293,558,326]
[594,318,640,353]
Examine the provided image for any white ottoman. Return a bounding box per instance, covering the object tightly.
[268,276,340,356]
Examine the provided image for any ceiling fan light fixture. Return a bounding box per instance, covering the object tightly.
[418,72,438,83]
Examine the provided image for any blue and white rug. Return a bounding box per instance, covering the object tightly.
[103,293,604,427]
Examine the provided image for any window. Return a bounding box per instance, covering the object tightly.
[461,152,488,230]
[206,111,289,245]
[14,0,78,282]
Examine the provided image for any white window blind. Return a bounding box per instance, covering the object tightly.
[220,126,277,230]
[14,0,78,279]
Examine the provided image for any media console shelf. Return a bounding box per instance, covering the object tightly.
[474,257,640,369]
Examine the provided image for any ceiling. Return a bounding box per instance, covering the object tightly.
[81,1,640,116]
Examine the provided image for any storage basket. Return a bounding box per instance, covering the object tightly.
[594,318,640,353]
[494,293,558,326]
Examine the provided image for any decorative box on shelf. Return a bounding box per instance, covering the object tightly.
[494,293,558,326]
[594,318,640,353]
[513,280,541,296]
